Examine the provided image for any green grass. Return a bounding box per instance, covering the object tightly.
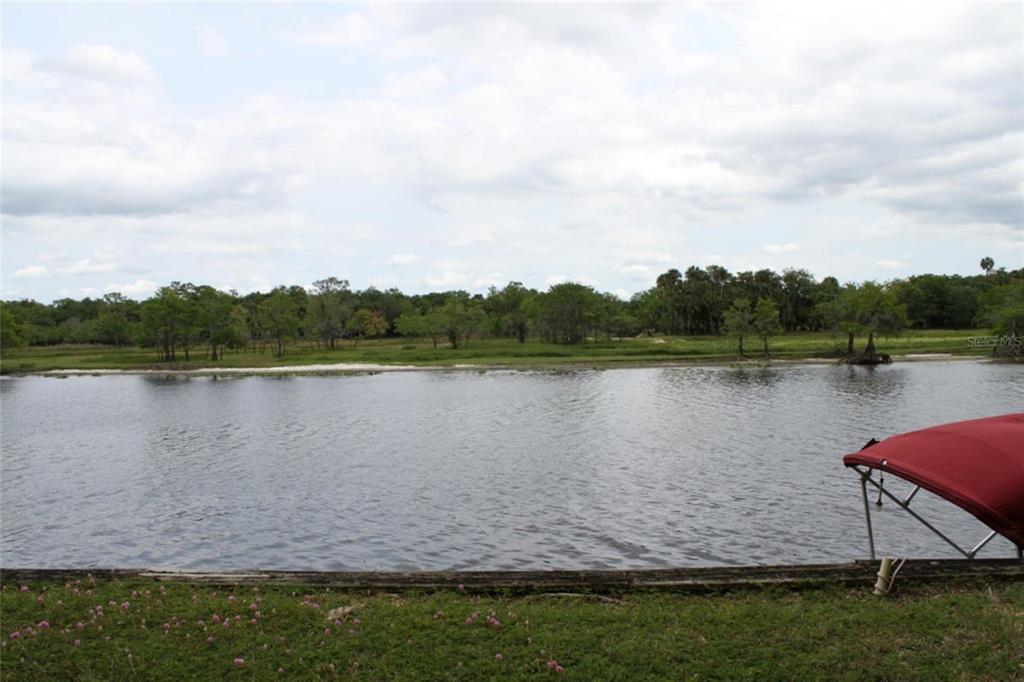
[0,329,995,373]
[1,578,1021,679]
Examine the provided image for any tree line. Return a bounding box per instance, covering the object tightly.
[1,259,1021,360]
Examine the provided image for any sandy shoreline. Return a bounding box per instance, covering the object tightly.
[40,362,431,376]
[18,353,993,377]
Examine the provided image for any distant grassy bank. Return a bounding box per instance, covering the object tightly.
[0,329,997,374]
[1,577,1021,679]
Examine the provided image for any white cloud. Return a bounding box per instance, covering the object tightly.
[57,287,98,298]
[443,226,495,248]
[105,279,157,297]
[614,251,675,281]
[617,264,662,281]
[368,276,400,289]
[13,265,48,279]
[386,253,420,266]
[545,275,598,287]
[196,26,227,56]
[763,243,801,254]
[289,13,375,47]
[619,250,674,265]
[1,94,309,216]
[150,240,282,256]
[38,45,154,82]
[242,275,273,295]
[472,273,504,288]
[876,259,909,269]
[424,271,468,288]
[63,258,118,275]
[2,4,1019,300]
[198,26,228,57]
[2,48,47,86]
[12,256,129,278]
[383,66,447,98]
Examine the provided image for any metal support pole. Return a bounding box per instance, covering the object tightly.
[851,467,1012,562]
[860,471,876,560]
[865,475,970,558]
[967,530,998,559]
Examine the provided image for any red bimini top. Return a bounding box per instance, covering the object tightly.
[843,413,1024,548]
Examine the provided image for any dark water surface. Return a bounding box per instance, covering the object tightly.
[2,361,1021,570]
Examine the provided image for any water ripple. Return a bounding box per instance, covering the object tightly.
[1,362,1021,570]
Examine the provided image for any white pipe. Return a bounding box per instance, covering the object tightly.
[873,557,893,596]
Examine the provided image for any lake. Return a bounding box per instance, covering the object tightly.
[1,361,1021,571]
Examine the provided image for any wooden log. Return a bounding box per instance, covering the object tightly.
[1,560,1020,594]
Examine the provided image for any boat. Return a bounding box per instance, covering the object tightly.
[843,413,1024,563]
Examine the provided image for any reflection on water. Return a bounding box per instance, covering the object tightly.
[1,361,1021,570]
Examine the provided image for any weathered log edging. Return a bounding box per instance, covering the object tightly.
[2,559,1020,594]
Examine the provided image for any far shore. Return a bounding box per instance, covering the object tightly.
[2,330,1006,376]
[10,352,994,378]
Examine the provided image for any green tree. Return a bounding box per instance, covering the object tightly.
[260,289,299,358]
[365,310,389,342]
[240,293,267,353]
[816,284,861,356]
[228,305,250,353]
[139,286,189,361]
[532,282,601,344]
[597,292,637,340]
[980,257,994,275]
[346,309,373,349]
[607,309,640,339]
[95,293,134,346]
[753,297,782,358]
[485,282,531,342]
[629,289,662,335]
[852,282,907,360]
[166,282,202,362]
[722,298,754,357]
[423,308,449,348]
[194,286,239,361]
[0,302,25,352]
[979,282,1023,355]
[394,311,426,340]
[308,277,351,349]
[676,268,708,335]
[353,287,409,329]
[809,276,841,332]
[705,265,735,334]
[654,269,684,334]
[780,268,817,331]
[2,300,49,345]
[437,298,482,349]
[282,285,309,345]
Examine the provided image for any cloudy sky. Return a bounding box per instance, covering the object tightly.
[2,2,1021,302]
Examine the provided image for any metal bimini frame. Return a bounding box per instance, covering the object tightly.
[852,462,1023,563]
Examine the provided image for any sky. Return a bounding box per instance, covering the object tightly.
[1,2,1021,303]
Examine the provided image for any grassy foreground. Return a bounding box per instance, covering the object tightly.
[0,329,992,373]
[1,578,1022,680]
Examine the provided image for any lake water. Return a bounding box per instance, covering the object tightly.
[1,361,1021,571]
